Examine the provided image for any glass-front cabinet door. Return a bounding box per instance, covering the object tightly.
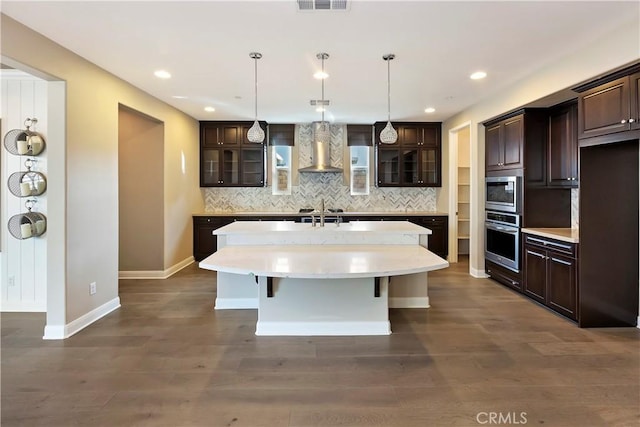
[420,147,439,186]
[402,149,419,185]
[201,149,220,185]
[222,149,240,185]
[377,149,400,186]
[240,148,263,186]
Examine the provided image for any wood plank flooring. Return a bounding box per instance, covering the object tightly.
[2,257,639,426]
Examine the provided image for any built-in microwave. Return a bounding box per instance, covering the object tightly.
[485,176,520,213]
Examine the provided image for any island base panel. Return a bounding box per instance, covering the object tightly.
[388,272,430,308]
[256,276,391,336]
[214,272,258,309]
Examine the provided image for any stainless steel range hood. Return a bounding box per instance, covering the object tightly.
[298,122,343,173]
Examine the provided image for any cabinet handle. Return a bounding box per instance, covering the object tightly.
[527,249,546,259]
[551,257,572,266]
[621,119,627,124]
[630,118,636,123]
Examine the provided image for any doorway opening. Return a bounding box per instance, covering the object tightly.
[448,123,472,265]
[118,105,164,278]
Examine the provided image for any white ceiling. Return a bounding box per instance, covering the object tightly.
[2,1,638,123]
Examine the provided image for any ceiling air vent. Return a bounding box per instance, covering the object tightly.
[297,0,349,11]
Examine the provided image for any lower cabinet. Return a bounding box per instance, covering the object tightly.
[193,215,301,261]
[523,234,578,321]
[407,216,448,260]
[193,216,234,261]
[486,260,522,292]
[347,215,448,259]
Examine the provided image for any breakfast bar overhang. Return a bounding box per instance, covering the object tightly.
[199,221,449,335]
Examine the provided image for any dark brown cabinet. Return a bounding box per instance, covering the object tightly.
[375,122,441,187]
[577,72,640,139]
[200,121,267,187]
[193,216,234,261]
[485,114,524,171]
[523,234,578,321]
[268,124,295,146]
[346,124,373,146]
[408,216,448,259]
[346,214,448,259]
[193,215,301,261]
[573,62,640,140]
[547,101,578,187]
[486,260,522,292]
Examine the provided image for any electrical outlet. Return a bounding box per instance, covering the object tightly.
[89,282,97,295]
[8,276,15,287]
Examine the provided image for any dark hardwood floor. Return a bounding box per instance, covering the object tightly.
[2,257,639,426]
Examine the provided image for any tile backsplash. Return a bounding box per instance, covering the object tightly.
[203,123,437,213]
[571,188,579,228]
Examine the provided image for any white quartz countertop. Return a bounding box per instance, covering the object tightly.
[213,220,433,235]
[199,245,449,279]
[521,228,579,243]
[193,211,448,217]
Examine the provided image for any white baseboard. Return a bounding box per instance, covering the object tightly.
[118,256,194,279]
[214,298,258,310]
[470,266,489,278]
[256,321,391,336]
[1,300,46,312]
[42,297,121,340]
[389,296,430,308]
[637,316,640,329]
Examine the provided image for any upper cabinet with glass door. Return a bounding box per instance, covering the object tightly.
[374,122,441,187]
[200,121,267,187]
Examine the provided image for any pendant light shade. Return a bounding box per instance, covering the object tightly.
[247,52,265,143]
[379,54,398,144]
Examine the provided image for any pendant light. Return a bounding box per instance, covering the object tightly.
[247,52,265,143]
[315,52,331,145]
[379,53,398,144]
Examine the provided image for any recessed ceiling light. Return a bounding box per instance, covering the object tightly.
[154,70,171,79]
[204,106,216,112]
[425,107,436,113]
[470,71,487,80]
[172,95,187,99]
[314,71,329,79]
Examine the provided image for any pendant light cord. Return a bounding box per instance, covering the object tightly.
[387,57,391,121]
[254,55,258,120]
[321,56,325,125]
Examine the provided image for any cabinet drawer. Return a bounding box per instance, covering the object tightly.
[523,234,576,257]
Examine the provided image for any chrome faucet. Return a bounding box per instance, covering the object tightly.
[320,198,325,227]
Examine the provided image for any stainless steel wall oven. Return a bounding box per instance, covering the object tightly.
[485,211,521,272]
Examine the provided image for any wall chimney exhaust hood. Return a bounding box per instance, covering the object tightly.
[298,122,343,173]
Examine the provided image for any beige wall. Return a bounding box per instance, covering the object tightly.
[440,20,640,276]
[1,14,202,330]
[118,106,164,272]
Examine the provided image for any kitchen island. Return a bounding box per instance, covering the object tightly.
[199,221,448,335]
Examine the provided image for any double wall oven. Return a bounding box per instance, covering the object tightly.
[485,176,522,272]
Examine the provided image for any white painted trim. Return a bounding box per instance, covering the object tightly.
[636,316,639,329]
[389,296,430,308]
[470,267,489,278]
[0,301,46,312]
[256,321,391,336]
[42,297,120,340]
[214,298,258,310]
[118,256,194,279]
